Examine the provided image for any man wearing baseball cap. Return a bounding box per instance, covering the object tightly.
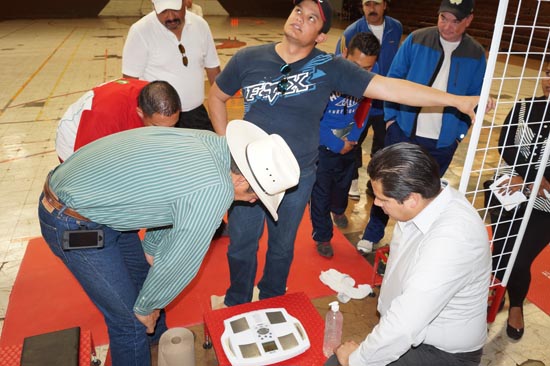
[38,122,299,365]
[122,0,220,131]
[359,0,486,254]
[439,0,475,21]
[209,0,482,310]
[335,0,402,205]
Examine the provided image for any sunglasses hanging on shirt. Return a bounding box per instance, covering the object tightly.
[178,44,188,67]
[277,63,291,94]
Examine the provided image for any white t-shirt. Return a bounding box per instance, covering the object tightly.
[416,37,460,140]
[369,22,384,43]
[122,11,219,111]
[55,90,94,161]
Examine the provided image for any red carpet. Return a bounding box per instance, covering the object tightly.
[0,209,373,347]
[527,244,550,315]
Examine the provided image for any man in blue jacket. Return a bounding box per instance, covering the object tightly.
[335,0,402,200]
[358,0,486,253]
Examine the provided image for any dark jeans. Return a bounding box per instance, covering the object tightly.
[224,168,316,306]
[352,114,385,180]
[491,208,550,307]
[176,104,214,131]
[388,344,483,366]
[362,122,458,242]
[311,146,356,242]
[38,193,167,366]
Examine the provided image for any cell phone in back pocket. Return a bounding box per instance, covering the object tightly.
[62,230,104,250]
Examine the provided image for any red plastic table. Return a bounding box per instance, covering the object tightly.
[203,292,326,366]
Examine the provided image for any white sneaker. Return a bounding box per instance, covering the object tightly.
[348,179,360,200]
[357,239,375,254]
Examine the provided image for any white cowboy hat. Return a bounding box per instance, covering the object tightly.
[226,120,300,221]
[152,0,182,13]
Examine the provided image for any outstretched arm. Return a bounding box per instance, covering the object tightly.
[364,75,479,121]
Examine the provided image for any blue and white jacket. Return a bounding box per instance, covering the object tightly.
[385,27,486,148]
[336,15,403,117]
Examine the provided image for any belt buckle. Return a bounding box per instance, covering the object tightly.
[41,196,55,214]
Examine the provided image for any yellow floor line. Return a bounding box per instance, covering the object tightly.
[0,28,77,116]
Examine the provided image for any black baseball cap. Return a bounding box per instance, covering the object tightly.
[294,0,333,34]
[439,0,474,20]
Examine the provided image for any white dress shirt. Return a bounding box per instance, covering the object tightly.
[349,184,491,365]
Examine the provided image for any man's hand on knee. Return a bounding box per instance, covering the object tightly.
[135,309,160,333]
[335,340,359,366]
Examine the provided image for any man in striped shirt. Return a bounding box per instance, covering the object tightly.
[38,122,299,366]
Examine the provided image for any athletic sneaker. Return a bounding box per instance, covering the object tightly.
[348,179,360,200]
[316,241,334,258]
[357,239,376,254]
[332,213,349,228]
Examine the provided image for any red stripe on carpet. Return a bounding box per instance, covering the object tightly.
[1,209,373,346]
[526,244,550,315]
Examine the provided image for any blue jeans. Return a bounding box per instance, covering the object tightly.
[38,193,166,366]
[224,168,316,306]
[311,146,356,242]
[362,123,458,242]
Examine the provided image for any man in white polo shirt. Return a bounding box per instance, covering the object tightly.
[122,0,220,131]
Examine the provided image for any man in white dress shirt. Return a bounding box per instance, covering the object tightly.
[335,143,490,366]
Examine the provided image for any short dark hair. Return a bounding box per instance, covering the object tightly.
[367,143,441,203]
[137,80,181,117]
[348,32,380,57]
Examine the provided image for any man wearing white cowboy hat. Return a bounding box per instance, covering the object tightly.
[37,121,299,366]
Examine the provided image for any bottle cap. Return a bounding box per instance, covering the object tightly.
[329,301,339,312]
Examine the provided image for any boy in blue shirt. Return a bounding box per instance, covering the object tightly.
[311,32,380,258]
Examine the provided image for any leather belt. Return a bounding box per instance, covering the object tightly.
[42,178,89,221]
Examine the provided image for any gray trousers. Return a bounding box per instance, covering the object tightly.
[324,344,483,366]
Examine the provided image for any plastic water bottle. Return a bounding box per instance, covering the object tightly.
[323,301,343,358]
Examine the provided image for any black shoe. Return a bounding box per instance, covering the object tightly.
[332,213,348,228]
[506,306,524,340]
[506,323,524,340]
[316,241,334,258]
